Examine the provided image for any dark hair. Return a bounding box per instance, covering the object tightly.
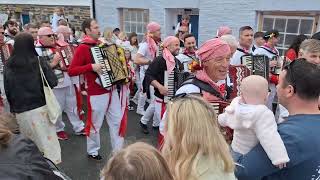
[283,59,320,101]
[263,29,279,40]
[311,31,320,41]
[183,33,195,42]
[254,31,264,39]
[128,32,138,47]
[28,23,39,29]
[4,20,17,29]
[288,34,308,55]
[41,20,50,25]
[82,18,95,34]
[113,28,120,33]
[239,26,253,34]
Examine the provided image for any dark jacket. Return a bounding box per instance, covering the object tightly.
[4,57,57,113]
[0,134,63,180]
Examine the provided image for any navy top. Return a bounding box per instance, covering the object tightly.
[235,114,320,180]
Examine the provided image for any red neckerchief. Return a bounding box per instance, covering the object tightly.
[239,45,250,54]
[262,43,279,56]
[183,48,196,57]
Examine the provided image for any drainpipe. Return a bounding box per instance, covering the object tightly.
[92,0,96,19]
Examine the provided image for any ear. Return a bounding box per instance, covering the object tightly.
[85,27,90,34]
[285,85,295,98]
[298,50,303,58]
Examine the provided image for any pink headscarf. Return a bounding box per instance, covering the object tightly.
[146,22,161,59]
[216,26,232,37]
[195,38,231,100]
[162,36,179,74]
[56,25,71,46]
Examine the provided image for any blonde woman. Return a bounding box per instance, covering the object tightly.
[162,95,236,180]
[101,142,173,180]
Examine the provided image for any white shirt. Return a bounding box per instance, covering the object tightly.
[218,97,290,165]
[137,41,156,73]
[253,46,278,59]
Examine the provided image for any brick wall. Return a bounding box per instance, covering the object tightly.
[0,4,90,30]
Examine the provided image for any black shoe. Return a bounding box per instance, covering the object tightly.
[88,154,102,161]
[140,121,149,134]
[152,126,159,131]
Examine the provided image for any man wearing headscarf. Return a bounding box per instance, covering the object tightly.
[53,25,85,140]
[134,22,161,131]
[140,36,182,134]
[216,26,232,38]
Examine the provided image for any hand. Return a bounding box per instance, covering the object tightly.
[158,85,168,96]
[269,60,277,68]
[51,52,62,67]
[92,64,104,75]
[276,163,287,169]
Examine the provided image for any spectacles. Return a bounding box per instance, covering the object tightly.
[283,59,297,93]
[46,34,55,38]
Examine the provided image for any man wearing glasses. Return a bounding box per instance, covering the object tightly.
[176,25,188,48]
[236,59,320,180]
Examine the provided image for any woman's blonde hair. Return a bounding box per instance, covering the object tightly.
[101,142,173,180]
[0,113,18,148]
[162,95,234,180]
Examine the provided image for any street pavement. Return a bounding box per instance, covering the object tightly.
[58,105,158,180]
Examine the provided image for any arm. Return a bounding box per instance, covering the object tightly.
[40,59,58,88]
[253,109,290,165]
[68,45,93,76]
[134,52,152,65]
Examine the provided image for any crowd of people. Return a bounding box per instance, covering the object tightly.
[0,9,319,180]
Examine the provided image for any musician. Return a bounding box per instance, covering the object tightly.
[68,18,124,160]
[159,38,232,135]
[3,20,19,45]
[134,22,161,133]
[142,36,182,133]
[230,26,254,65]
[216,26,232,38]
[252,31,265,52]
[52,25,85,139]
[253,29,280,111]
[175,33,197,70]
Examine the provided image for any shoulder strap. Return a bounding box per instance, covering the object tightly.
[236,48,251,55]
[260,46,278,56]
[181,77,224,100]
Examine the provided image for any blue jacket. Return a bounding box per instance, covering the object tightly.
[235,114,320,180]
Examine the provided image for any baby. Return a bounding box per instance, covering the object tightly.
[218,75,290,169]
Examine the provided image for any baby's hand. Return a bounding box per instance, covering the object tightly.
[276,163,287,169]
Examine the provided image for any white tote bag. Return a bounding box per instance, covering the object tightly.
[38,59,61,124]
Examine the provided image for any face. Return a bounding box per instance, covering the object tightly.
[299,51,320,65]
[86,20,101,40]
[203,54,231,82]
[184,36,196,50]
[29,28,38,41]
[255,37,265,47]
[270,36,279,47]
[239,29,253,48]
[152,29,161,40]
[113,31,120,37]
[0,28,4,44]
[131,36,137,44]
[62,32,71,41]
[168,39,180,56]
[178,26,188,39]
[39,34,56,46]
[276,70,293,108]
[8,23,18,36]
[182,18,189,25]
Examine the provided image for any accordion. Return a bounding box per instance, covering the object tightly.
[58,45,75,70]
[241,55,270,81]
[228,65,251,99]
[90,44,127,88]
[164,70,190,103]
[0,44,13,73]
[209,100,233,144]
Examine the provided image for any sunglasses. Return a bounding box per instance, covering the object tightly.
[283,59,297,93]
[169,92,202,102]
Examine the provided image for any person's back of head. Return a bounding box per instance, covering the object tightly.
[282,59,320,101]
[288,34,308,54]
[240,75,269,105]
[102,142,173,180]
[0,113,19,149]
[162,95,234,180]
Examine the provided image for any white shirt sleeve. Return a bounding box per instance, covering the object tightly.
[230,50,243,65]
[137,42,148,57]
[254,108,290,165]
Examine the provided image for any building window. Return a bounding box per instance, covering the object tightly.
[120,8,149,42]
[260,15,316,56]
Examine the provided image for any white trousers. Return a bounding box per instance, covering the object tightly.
[0,78,10,112]
[136,69,146,113]
[141,94,161,127]
[53,86,84,133]
[87,88,124,155]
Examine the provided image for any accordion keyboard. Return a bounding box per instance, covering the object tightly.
[91,47,113,88]
[164,71,175,102]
